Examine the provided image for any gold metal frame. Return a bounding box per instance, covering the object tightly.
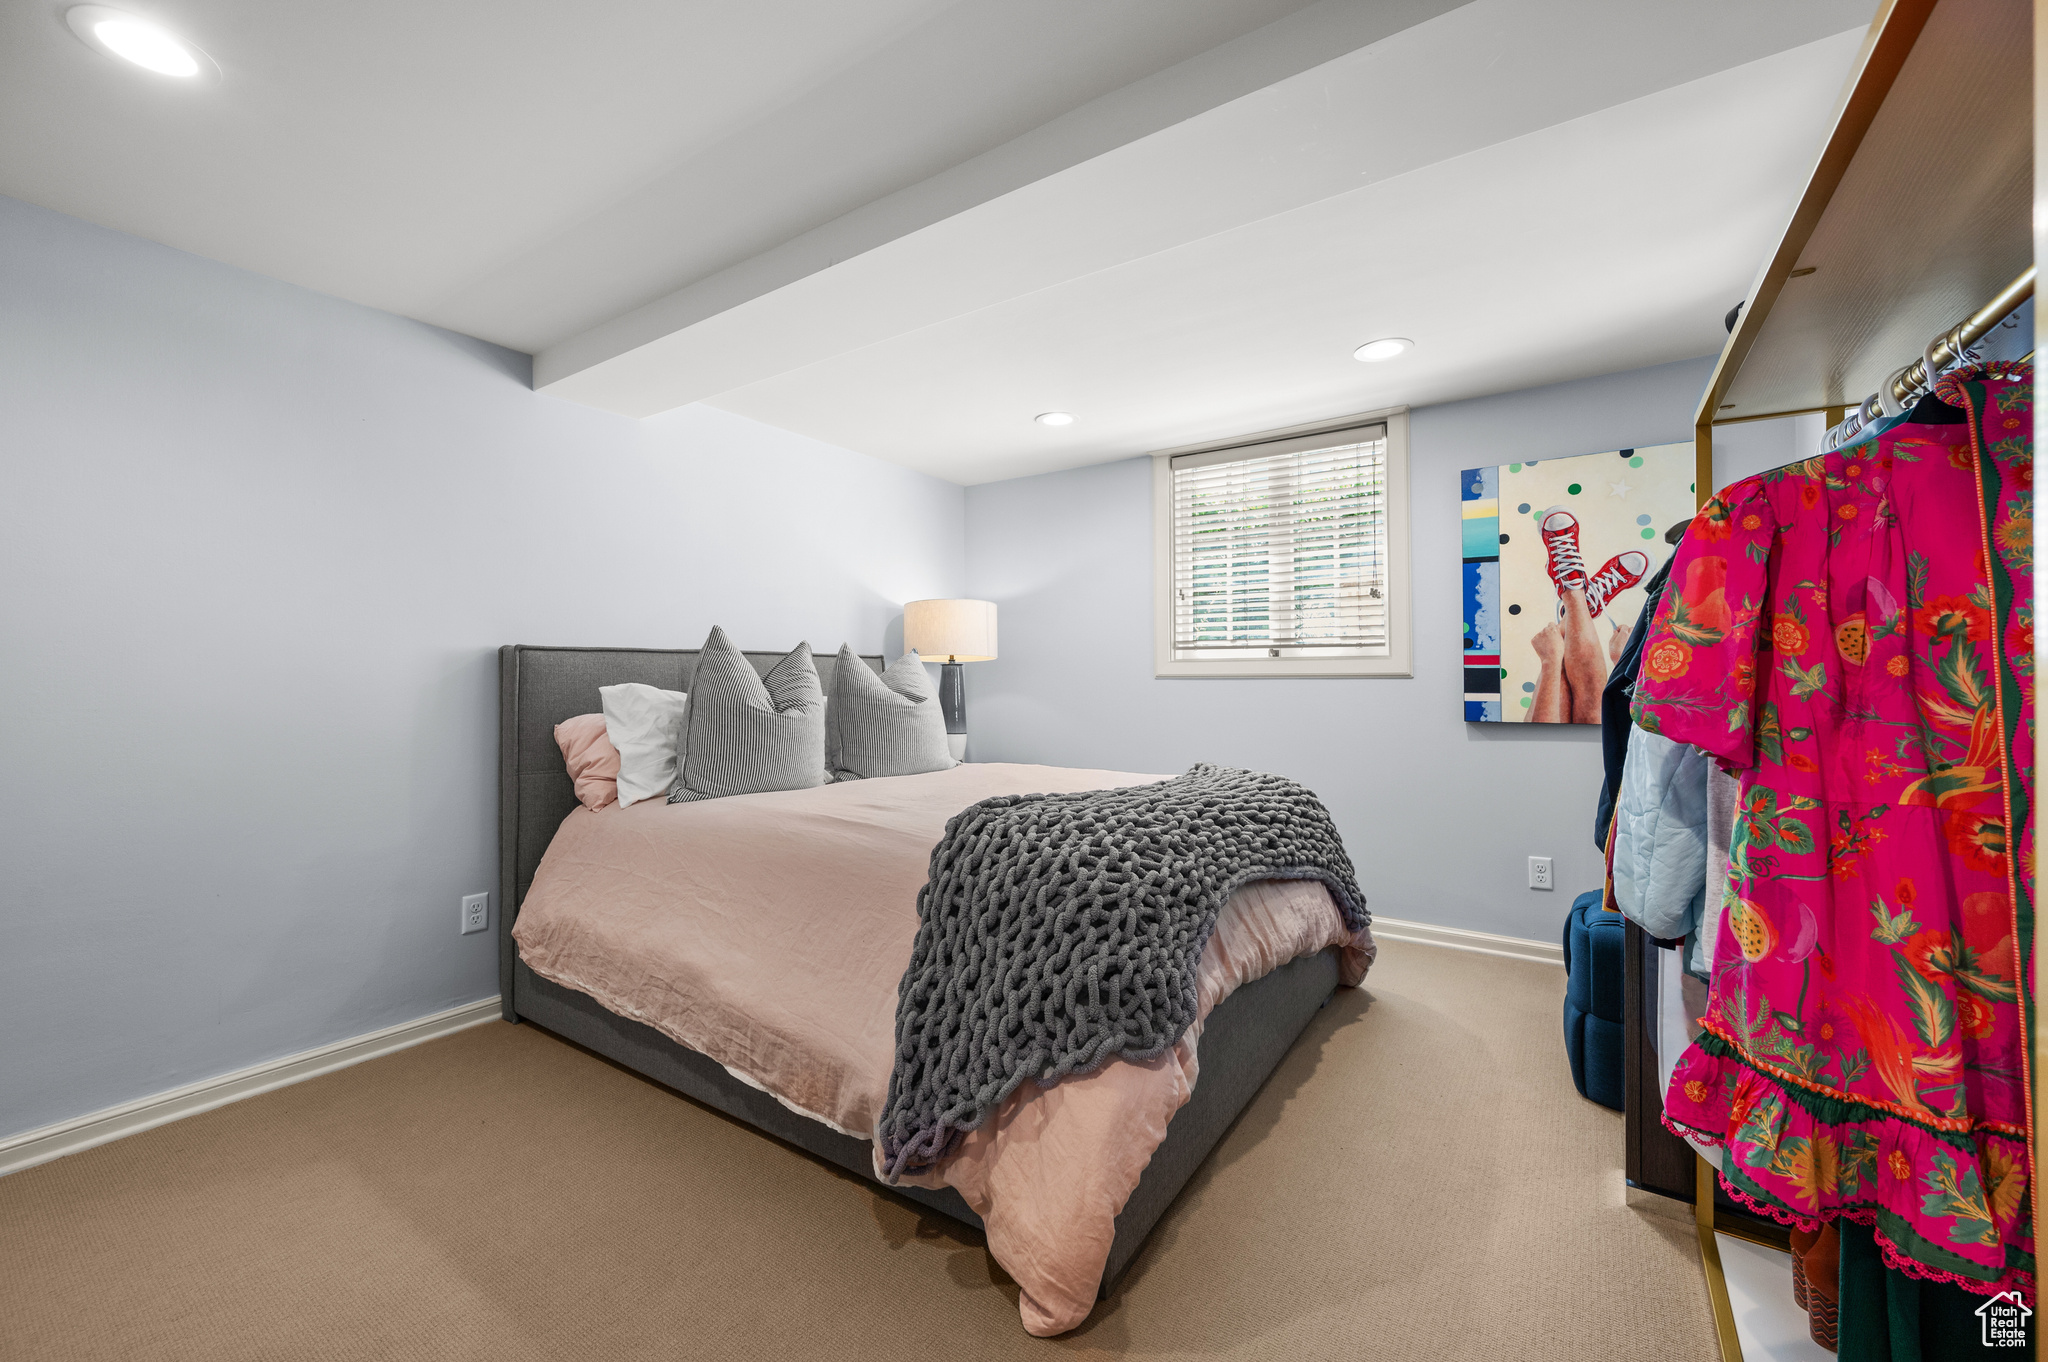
[1695,1155,1744,1362]
[1693,0,1939,441]
[1689,0,1942,510]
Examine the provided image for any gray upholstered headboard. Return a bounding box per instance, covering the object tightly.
[496,644,883,1009]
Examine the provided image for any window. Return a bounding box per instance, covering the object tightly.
[1152,411,1410,678]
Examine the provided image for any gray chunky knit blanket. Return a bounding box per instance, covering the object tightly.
[876,763,1366,1181]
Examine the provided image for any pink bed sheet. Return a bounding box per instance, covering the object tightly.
[512,762,1372,1335]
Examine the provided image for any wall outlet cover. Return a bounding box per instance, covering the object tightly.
[460,892,490,935]
[1527,857,1553,891]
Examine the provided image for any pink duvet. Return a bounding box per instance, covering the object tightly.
[512,762,1372,1335]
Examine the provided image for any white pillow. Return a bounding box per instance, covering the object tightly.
[599,683,689,807]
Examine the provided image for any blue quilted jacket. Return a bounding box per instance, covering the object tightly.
[1611,722,1709,978]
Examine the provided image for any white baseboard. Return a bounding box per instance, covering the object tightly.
[0,996,501,1179]
[1371,915,1563,967]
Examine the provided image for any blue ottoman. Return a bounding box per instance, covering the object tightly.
[1562,889,1626,1111]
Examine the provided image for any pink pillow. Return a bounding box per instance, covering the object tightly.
[555,713,620,811]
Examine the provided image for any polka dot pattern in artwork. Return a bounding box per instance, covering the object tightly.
[1476,440,1697,724]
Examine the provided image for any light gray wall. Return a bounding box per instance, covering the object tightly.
[0,196,966,1141]
[962,357,1816,944]
[1713,410,1826,490]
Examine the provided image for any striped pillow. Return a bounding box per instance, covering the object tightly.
[826,645,957,780]
[668,627,828,803]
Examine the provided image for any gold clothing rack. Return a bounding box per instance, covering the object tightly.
[1667,2,2035,1359]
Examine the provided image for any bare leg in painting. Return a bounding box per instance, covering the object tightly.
[1530,511,1642,723]
[1559,587,1609,724]
[1528,623,1568,722]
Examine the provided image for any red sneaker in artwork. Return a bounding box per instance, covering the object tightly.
[1583,550,1650,619]
[1539,507,1587,591]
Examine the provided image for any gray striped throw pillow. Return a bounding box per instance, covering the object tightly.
[668,627,828,802]
[827,645,958,780]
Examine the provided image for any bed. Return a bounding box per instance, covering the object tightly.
[497,643,1370,1334]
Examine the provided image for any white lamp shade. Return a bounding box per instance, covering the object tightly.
[904,598,997,662]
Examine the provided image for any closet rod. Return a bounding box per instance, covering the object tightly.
[1855,265,2034,421]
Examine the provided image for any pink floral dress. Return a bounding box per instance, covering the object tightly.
[1633,362,2036,1300]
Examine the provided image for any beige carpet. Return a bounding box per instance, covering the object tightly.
[0,942,1717,1361]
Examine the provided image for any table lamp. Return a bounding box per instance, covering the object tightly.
[903,598,997,761]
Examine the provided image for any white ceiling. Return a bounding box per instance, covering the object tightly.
[1,0,1877,484]
[0,0,1354,346]
[712,29,1868,483]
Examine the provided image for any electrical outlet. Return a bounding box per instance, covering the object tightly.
[460,892,489,935]
[1527,856,1553,891]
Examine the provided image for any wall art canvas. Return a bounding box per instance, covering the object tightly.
[1461,442,1694,723]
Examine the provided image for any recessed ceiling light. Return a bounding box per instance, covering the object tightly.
[1035,412,1075,427]
[66,6,219,82]
[1352,337,1412,363]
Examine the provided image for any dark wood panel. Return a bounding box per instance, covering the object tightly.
[1624,919,1697,1200]
[1625,920,1792,1247]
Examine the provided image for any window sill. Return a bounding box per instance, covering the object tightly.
[1154,656,1412,679]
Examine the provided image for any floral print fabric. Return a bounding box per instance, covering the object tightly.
[1634,363,2036,1299]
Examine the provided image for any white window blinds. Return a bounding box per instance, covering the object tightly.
[1169,427,1389,660]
